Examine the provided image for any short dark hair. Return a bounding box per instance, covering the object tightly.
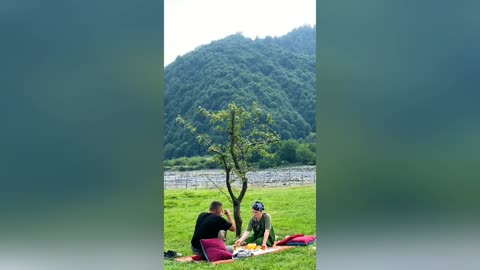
[210,201,223,211]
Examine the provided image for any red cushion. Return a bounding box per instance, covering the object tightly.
[275,234,304,246]
[191,254,206,261]
[287,236,316,245]
[199,238,233,262]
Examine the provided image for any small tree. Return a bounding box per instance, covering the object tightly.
[176,102,279,237]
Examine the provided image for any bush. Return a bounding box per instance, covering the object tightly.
[258,156,279,169]
[187,156,202,167]
[164,137,316,170]
[172,158,186,166]
[297,144,316,165]
[278,139,299,163]
[205,159,220,169]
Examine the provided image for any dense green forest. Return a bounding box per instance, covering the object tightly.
[165,134,316,171]
[164,25,316,159]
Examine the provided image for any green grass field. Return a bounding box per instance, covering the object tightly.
[164,185,316,269]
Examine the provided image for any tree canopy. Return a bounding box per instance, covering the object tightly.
[177,102,280,236]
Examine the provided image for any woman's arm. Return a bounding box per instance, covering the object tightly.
[235,231,250,245]
[262,213,272,247]
[261,229,270,247]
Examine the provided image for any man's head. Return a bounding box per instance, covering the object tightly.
[210,201,223,215]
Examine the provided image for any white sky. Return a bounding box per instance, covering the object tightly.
[164,0,316,66]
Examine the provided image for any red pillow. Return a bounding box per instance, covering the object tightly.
[191,254,205,261]
[275,234,304,246]
[199,238,233,262]
[287,236,316,246]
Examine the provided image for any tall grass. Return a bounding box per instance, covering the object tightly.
[164,185,316,269]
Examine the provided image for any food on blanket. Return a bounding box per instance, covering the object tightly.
[247,243,256,250]
[233,249,254,259]
[261,245,267,250]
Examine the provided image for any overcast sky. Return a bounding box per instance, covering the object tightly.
[164,0,316,66]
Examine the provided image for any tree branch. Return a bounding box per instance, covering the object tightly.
[229,109,245,181]
[226,169,237,204]
[249,137,279,147]
[235,141,247,161]
[208,148,224,156]
[238,179,248,202]
[218,155,237,203]
[205,174,232,205]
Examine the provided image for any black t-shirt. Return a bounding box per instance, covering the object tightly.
[191,212,232,249]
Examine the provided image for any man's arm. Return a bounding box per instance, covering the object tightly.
[224,209,236,232]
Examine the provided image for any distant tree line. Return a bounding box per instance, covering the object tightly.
[164,133,316,171]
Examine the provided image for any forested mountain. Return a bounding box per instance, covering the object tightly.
[164,25,316,159]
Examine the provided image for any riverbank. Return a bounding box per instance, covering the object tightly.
[164,165,315,189]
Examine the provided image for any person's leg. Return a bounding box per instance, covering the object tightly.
[217,230,226,242]
[245,236,274,247]
[191,230,234,256]
[217,230,234,253]
[245,235,256,244]
[253,237,264,246]
[191,245,203,256]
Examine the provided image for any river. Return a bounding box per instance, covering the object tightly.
[164,165,315,189]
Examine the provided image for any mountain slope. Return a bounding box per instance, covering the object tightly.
[164,25,316,159]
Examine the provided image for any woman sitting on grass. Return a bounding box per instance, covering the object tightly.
[235,201,276,248]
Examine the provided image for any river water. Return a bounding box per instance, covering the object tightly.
[164,166,315,189]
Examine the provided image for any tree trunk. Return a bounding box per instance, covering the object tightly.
[233,200,242,238]
[228,179,248,238]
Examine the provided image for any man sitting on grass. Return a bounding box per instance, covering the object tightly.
[191,201,236,255]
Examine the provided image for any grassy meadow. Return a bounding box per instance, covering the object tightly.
[164,185,316,269]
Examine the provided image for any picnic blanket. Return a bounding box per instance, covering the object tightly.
[175,245,295,264]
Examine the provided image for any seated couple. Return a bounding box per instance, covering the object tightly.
[191,200,276,256]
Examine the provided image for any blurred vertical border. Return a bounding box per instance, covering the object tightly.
[0,0,164,269]
[317,0,480,269]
